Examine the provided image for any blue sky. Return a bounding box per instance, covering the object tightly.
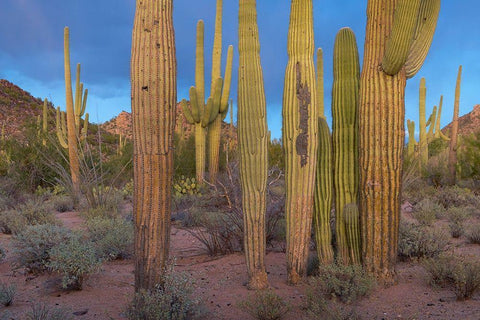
[0,1,478,139]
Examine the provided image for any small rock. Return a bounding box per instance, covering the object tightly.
[73,309,88,316]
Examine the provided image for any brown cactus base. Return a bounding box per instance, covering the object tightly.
[246,272,268,290]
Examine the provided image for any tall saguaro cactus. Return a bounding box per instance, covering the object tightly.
[238,0,268,290]
[283,0,318,284]
[406,119,418,160]
[418,78,429,167]
[332,28,360,265]
[434,96,450,141]
[359,0,440,282]
[131,0,176,291]
[448,65,462,185]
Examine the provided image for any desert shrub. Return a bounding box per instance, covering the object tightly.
[423,254,480,300]
[0,246,5,262]
[402,180,437,205]
[86,216,133,260]
[422,151,449,186]
[0,282,15,306]
[16,198,57,226]
[398,220,449,260]
[435,185,480,213]
[121,179,134,200]
[466,223,480,244]
[48,236,101,290]
[457,131,480,180]
[25,302,73,320]
[125,267,206,320]
[447,207,470,238]
[238,289,290,320]
[49,195,74,212]
[304,293,361,320]
[0,210,28,234]
[82,185,124,218]
[412,198,444,224]
[12,224,71,273]
[309,263,375,303]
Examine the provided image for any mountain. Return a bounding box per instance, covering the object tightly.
[442,104,480,136]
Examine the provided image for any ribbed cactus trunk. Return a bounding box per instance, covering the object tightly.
[360,0,440,282]
[332,28,360,265]
[418,78,428,167]
[448,65,462,185]
[283,0,318,284]
[434,96,449,141]
[238,0,268,290]
[406,120,417,160]
[313,117,334,265]
[344,203,361,264]
[131,0,176,291]
[64,27,81,196]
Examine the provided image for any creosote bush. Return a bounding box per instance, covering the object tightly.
[48,235,101,290]
[309,263,375,303]
[412,198,444,224]
[12,224,71,273]
[447,207,469,238]
[238,289,290,320]
[466,223,480,244]
[398,220,449,260]
[0,245,5,262]
[0,282,16,306]
[435,185,480,213]
[125,266,206,320]
[25,302,73,320]
[304,293,361,320]
[423,253,480,300]
[86,216,133,260]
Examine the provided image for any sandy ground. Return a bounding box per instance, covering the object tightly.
[0,210,479,320]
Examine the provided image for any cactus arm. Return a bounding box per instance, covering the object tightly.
[418,77,428,167]
[344,203,361,265]
[195,20,205,113]
[211,0,223,94]
[180,99,195,124]
[201,97,215,128]
[56,107,69,149]
[81,88,88,118]
[188,87,201,123]
[219,45,233,113]
[405,0,441,79]
[81,113,89,139]
[208,78,223,124]
[381,0,421,75]
[435,95,450,141]
[316,48,324,118]
[448,65,462,184]
[426,105,437,141]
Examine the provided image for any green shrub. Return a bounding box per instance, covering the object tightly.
[12,224,71,273]
[466,223,480,244]
[435,186,480,213]
[48,236,101,290]
[447,207,469,238]
[83,186,124,219]
[121,179,134,200]
[238,289,290,320]
[49,195,74,213]
[304,294,361,320]
[125,267,206,320]
[422,151,449,186]
[0,282,15,306]
[25,302,73,320]
[423,254,480,300]
[458,131,480,180]
[398,220,449,260]
[412,198,444,224]
[173,176,200,197]
[0,210,28,234]
[86,216,133,260]
[402,181,437,205]
[309,263,375,303]
[17,198,57,225]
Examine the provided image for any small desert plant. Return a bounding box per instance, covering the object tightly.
[125,266,206,320]
[0,282,16,306]
[83,185,124,218]
[48,236,101,290]
[0,245,5,262]
[447,207,469,238]
[304,293,361,320]
[466,223,480,244]
[25,302,73,320]
[121,179,134,200]
[0,210,28,234]
[238,289,290,320]
[435,185,480,211]
[398,220,449,260]
[412,198,444,224]
[49,195,74,213]
[173,175,200,197]
[86,216,133,260]
[309,263,375,303]
[12,224,71,273]
[422,151,449,186]
[16,198,57,226]
[423,254,480,300]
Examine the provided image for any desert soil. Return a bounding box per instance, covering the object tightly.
[0,210,479,320]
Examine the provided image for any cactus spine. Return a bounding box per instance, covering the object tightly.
[131,0,176,290]
[359,0,440,282]
[406,119,417,160]
[238,0,268,290]
[283,0,318,284]
[448,65,462,185]
[332,28,360,265]
[344,203,361,265]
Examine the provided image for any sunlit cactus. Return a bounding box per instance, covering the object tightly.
[448,65,462,185]
[406,119,418,160]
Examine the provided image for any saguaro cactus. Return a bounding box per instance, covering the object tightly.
[418,78,429,167]
[332,27,360,265]
[448,65,462,185]
[344,203,361,265]
[131,0,176,291]
[238,0,268,290]
[283,0,318,284]
[406,120,418,160]
[359,0,440,282]
[434,96,450,141]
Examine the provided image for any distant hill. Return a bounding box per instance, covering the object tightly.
[442,104,480,137]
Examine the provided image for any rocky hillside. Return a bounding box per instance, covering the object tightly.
[442,104,480,136]
[0,79,55,139]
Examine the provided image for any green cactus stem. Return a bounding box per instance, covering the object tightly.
[359,0,440,282]
[131,0,176,291]
[448,65,462,185]
[418,77,428,168]
[407,119,418,160]
[283,0,318,284]
[426,105,437,142]
[316,48,324,117]
[238,0,269,290]
[332,27,360,265]
[313,117,334,265]
[434,95,450,141]
[343,203,361,265]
